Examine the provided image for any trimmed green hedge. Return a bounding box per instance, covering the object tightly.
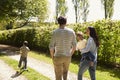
[73,20,120,66]
[0,26,56,52]
[0,20,120,66]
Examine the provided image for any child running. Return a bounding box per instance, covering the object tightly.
[18,41,30,70]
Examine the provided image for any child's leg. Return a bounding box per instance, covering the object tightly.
[23,57,27,69]
[18,56,22,68]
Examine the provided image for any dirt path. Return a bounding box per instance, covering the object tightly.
[9,55,80,80]
[0,44,89,80]
[0,59,27,80]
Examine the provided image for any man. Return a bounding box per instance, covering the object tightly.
[49,16,77,80]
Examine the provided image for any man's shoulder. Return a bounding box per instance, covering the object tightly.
[65,27,74,31]
[53,28,59,32]
[65,28,75,34]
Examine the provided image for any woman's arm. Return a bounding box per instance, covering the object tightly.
[81,37,92,53]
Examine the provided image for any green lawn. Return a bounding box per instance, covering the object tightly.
[29,51,120,80]
[0,56,50,80]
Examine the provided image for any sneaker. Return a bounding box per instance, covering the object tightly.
[17,66,21,69]
[23,68,28,71]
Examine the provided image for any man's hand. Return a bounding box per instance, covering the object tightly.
[50,49,54,59]
[71,46,76,56]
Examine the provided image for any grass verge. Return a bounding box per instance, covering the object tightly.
[0,55,50,80]
[29,51,120,80]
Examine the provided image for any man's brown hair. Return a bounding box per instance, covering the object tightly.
[57,16,67,25]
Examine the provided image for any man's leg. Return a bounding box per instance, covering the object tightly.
[53,57,63,80]
[88,61,97,80]
[63,57,71,80]
[78,60,90,80]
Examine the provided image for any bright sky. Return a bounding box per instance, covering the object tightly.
[47,0,120,23]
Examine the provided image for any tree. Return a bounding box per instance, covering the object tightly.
[101,0,115,19]
[55,0,68,22]
[0,0,48,28]
[72,0,81,23]
[80,0,89,22]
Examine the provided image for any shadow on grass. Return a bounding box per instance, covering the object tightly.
[11,70,25,78]
[97,65,120,79]
[72,57,120,79]
[11,69,29,78]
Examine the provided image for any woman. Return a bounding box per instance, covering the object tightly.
[78,27,99,80]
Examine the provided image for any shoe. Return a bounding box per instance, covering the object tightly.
[23,68,28,71]
[17,66,21,69]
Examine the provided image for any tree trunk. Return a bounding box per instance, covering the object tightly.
[104,0,107,19]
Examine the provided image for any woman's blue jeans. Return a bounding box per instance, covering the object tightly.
[78,60,97,80]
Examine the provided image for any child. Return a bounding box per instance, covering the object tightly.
[18,41,30,70]
[76,32,95,66]
[76,31,87,51]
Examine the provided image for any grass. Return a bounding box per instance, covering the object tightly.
[29,51,120,80]
[0,55,50,80]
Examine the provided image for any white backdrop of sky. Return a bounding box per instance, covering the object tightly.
[47,0,120,23]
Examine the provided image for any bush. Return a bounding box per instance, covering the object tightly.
[0,26,56,52]
[73,20,120,66]
[0,20,119,66]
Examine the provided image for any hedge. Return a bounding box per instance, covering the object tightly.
[0,20,120,66]
[0,26,56,52]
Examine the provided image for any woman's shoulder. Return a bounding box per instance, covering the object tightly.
[89,37,93,40]
[87,37,94,43]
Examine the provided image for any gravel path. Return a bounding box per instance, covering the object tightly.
[0,44,89,80]
[0,60,27,80]
[9,55,76,80]
[9,55,89,80]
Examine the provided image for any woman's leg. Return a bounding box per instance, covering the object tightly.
[78,60,90,80]
[88,61,97,80]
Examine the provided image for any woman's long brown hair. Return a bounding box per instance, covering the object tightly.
[88,27,100,47]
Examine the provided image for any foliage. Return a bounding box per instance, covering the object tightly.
[0,0,48,29]
[73,20,120,66]
[80,0,89,22]
[0,26,55,52]
[55,0,68,22]
[101,0,115,19]
[72,0,89,23]
[72,0,81,23]
[0,20,119,66]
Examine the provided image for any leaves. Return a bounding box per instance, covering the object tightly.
[56,0,68,20]
[101,0,115,19]
[0,0,48,22]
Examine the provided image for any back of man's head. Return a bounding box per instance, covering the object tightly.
[57,16,67,25]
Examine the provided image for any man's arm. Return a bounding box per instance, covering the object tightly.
[49,31,55,59]
[71,46,76,56]
[71,31,77,55]
[50,49,54,59]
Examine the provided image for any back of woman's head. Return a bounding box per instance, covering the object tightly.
[88,27,99,47]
